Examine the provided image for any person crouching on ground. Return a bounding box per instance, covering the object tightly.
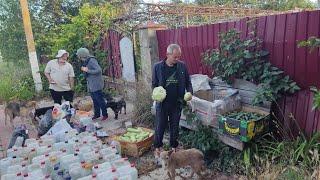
[76,47,108,121]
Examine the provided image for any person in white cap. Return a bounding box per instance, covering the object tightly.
[44,49,75,104]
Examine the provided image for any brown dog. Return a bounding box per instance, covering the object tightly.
[4,101,37,127]
[160,148,206,180]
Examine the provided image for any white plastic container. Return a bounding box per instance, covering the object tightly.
[59,154,80,171]
[103,153,121,162]
[14,136,24,147]
[78,173,98,180]
[7,147,24,158]
[26,148,37,164]
[1,173,23,180]
[81,151,100,163]
[22,169,45,180]
[112,158,131,169]
[10,156,24,166]
[92,162,112,174]
[117,164,138,180]
[0,157,13,174]
[26,163,41,173]
[7,164,23,174]
[36,145,53,156]
[100,147,117,157]
[76,145,92,159]
[32,154,50,165]
[97,168,119,180]
[69,162,92,180]
[53,141,73,153]
[25,139,38,146]
[40,135,56,146]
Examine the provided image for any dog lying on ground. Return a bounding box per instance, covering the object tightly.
[4,101,37,127]
[159,148,206,180]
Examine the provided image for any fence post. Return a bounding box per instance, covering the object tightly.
[138,22,167,88]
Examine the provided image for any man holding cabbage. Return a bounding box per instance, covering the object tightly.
[152,44,193,156]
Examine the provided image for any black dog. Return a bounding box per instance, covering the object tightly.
[103,93,126,119]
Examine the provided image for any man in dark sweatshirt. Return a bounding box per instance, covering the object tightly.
[152,44,193,155]
[77,47,108,121]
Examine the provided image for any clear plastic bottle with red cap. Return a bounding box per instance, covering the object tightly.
[40,135,56,147]
[92,161,112,175]
[117,163,138,180]
[1,172,23,180]
[111,158,131,169]
[97,168,119,180]
[80,151,100,164]
[36,145,53,156]
[0,157,13,174]
[59,153,80,171]
[99,146,117,157]
[78,173,98,180]
[6,164,23,175]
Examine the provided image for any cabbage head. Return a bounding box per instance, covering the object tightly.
[152,86,167,102]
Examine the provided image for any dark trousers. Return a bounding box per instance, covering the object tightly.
[90,90,108,118]
[154,103,182,148]
[50,89,74,104]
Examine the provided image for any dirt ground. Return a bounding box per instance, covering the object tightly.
[0,97,242,179]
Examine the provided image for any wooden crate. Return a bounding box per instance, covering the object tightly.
[113,127,154,157]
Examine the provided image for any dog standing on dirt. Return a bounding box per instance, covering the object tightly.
[4,101,37,127]
[159,148,206,180]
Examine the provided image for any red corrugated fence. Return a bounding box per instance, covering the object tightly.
[156,10,320,136]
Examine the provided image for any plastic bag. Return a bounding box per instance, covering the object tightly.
[37,109,53,136]
[190,74,211,92]
[43,119,72,142]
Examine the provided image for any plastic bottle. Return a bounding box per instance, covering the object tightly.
[1,173,23,180]
[110,140,122,155]
[26,163,41,173]
[10,156,24,166]
[103,152,121,162]
[36,145,53,156]
[6,164,23,174]
[97,168,119,180]
[92,162,112,174]
[40,135,56,146]
[112,158,131,169]
[14,136,24,147]
[32,153,50,165]
[7,147,24,158]
[117,164,138,180]
[59,154,80,171]
[69,162,92,180]
[51,166,63,180]
[99,146,117,157]
[81,151,100,164]
[53,141,73,153]
[25,138,38,146]
[78,173,98,180]
[27,148,37,164]
[0,157,12,174]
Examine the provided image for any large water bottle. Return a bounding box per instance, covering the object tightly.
[1,173,23,180]
[40,136,56,146]
[25,138,39,147]
[80,151,100,164]
[97,168,119,180]
[69,162,92,179]
[117,164,138,180]
[14,136,24,147]
[92,162,112,174]
[112,158,131,169]
[36,145,53,156]
[32,153,50,165]
[51,166,63,180]
[75,146,92,159]
[7,147,24,157]
[6,164,23,174]
[110,140,122,155]
[59,154,80,171]
[103,153,121,162]
[26,148,37,164]
[26,163,41,173]
[53,141,73,153]
[78,173,98,180]
[0,157,12,174]
[10,156,24,166]
[99,147,117,157]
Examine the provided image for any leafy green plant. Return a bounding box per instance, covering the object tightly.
[310,87,320,110]
[298,37,320,52]
[203,29,300,105]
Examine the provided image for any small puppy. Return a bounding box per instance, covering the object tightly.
[159,148,205,180]
[5,101,37,127]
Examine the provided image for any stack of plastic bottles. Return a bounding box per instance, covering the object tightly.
[1,129,138,180]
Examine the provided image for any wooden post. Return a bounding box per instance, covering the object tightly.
[20,0,42,92]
